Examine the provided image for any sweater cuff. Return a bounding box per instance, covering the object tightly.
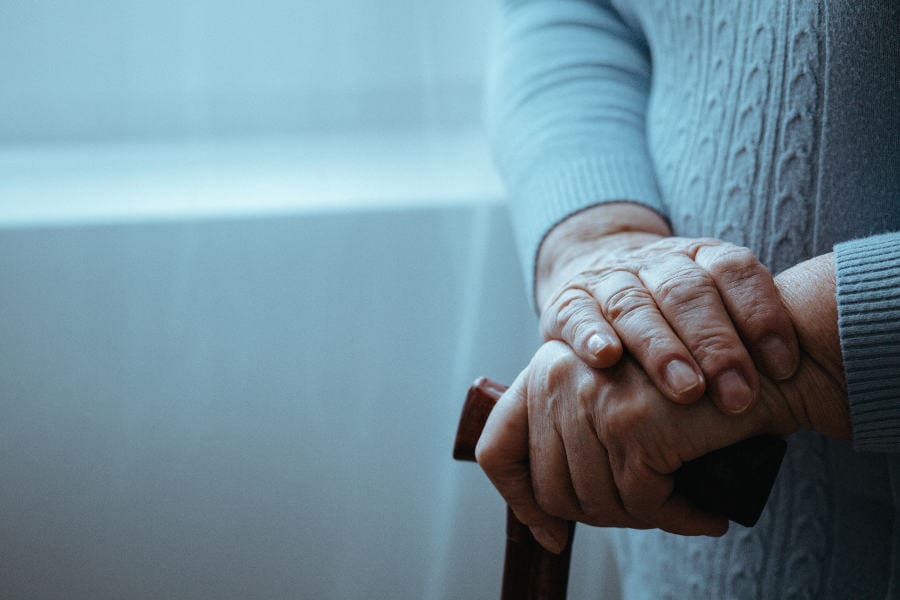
[508,153,667,311]
[834,232,900,452]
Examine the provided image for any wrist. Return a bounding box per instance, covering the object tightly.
[535,203,671,311]
[771,254,850,439]
[774,253,843,382]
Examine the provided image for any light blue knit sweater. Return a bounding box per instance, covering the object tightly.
[488,0,900,597]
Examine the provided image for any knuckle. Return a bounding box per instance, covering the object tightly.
[601,400,650,444]
[574,374,602,418]
[708,246,764,284]
[533,487,570,518]
[553,290,583,324]
[554,293,578,320]
[741,304,783,336]
[560,306,596,343]
[602,286,655,324]
[474,438,499,472]
[692,331,735,356]
[580,506,629,528]
[689,237,725,253]
[651,269,718,311]
[543,290,600,345]
[575,497,605,520]
[545,305,572,340]
[643,237,686,255]
[619,468,655,519]
[643,331,682,358]
[533,345,581,391]
[689,332,744,369]
[475,441,494,474]
[541,290,576,335]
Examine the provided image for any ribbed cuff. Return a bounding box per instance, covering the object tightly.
[507,153,667,311]
[834,231,900,452]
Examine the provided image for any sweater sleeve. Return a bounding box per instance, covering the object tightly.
[486,0,667,303]
[834,231,900,452]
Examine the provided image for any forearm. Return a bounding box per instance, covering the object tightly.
[490,1,667,307]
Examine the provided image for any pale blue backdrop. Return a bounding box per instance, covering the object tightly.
[0,1,621,598]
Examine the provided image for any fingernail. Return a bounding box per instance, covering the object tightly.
[714,369,754,414]
[531,525,564,554]
[587,333,611,357]
[760,334,795,379]
[665,359,701,396]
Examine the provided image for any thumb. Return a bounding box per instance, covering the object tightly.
[475,373,569,553]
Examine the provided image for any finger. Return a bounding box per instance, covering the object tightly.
[540,287,623,368]
[475,372,569,554]
[693,243,800,381]
[533,341,647,528]
[615,459,729,536]
[587,269,706,403]
[599,359,764,535]
[593,363,716,533]
[657,493,729,537]
[559,404,649,529]
[528,408,583,523]
[638,254,759,415]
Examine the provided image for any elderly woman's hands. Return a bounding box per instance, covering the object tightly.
[475,341,800,552]
[479,251,850,553]
[537,203,800,415]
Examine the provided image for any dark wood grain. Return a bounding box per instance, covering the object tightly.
[455,378,574,600]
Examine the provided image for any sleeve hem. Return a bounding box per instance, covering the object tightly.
[834,232,900,452]
[507,153,667,312]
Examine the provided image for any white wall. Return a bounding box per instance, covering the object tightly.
[0,200,624,599]
[0,0,493,142]
[0,2,625,596]
[0,203,534,599]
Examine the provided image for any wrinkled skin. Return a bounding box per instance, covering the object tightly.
[479,203,850,553]
[538,218,801,415]
[476,334,846,553]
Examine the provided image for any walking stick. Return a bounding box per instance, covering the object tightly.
[454,377,787,600]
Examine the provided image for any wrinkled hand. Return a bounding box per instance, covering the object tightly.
[475,341,805,553]
[538,206,800,415]
[482,250,849,554]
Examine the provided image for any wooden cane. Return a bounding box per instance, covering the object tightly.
[454,377,787,600]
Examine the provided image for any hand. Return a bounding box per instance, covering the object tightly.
[475,341,800,553]
[537,203,800,415]
[478,252,850,554]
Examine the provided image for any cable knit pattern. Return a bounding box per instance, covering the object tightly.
[489,0,900,597]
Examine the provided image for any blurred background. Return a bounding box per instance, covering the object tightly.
[0,1,618,598]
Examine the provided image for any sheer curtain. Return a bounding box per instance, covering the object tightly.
[0,2,620,598]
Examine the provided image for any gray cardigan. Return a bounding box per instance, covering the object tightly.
[488,0,900,597]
